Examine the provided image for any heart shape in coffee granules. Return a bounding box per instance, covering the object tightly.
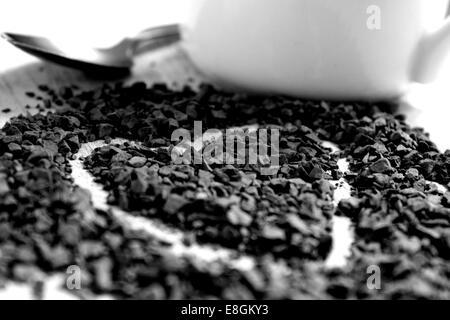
[0,82,449,299]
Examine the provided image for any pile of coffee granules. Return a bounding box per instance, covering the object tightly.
[0,82,449,299]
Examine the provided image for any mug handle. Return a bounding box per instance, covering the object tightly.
[411,6,450,83]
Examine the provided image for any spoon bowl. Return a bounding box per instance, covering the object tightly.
[1,24,180,77]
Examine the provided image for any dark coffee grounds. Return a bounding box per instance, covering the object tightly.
[83,141,334,260]
[330,112,450,299]
[0,82,449,299]
[62,83,339,260]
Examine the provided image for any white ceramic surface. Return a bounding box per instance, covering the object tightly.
[182,0,450,100]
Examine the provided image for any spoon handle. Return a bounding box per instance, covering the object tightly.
[130,24,181,56]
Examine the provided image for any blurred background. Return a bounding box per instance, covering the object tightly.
[0,0,190,69]
[0,0,189,42]
[0,0,449,150]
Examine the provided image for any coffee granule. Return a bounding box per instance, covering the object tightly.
[0,82,449,299]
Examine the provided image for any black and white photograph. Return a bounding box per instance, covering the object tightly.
[0,0,450,306]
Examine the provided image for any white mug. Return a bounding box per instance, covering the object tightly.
[182,0,450,100]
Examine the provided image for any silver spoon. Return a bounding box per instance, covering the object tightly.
[1,24,181,77]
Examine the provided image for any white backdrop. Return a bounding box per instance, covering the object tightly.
[0,0,189,45]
